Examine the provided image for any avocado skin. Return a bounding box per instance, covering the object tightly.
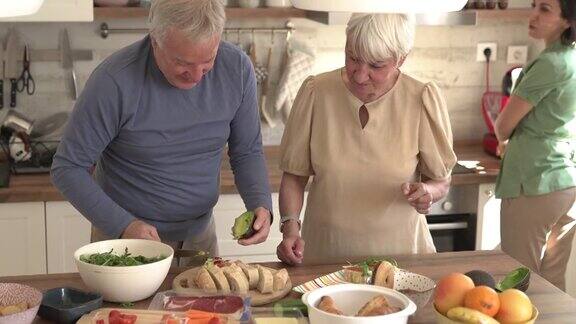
[465,270,496,289]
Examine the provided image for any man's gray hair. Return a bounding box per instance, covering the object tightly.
[346,13,415,64]
[149,0,226,44]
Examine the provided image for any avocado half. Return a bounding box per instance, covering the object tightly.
[231,211,256,239]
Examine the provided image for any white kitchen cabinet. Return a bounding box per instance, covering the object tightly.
[0,202,46,276]
[213,193,307,263]
[0,0,93,22]
[475,183,501,250]
[45,201,91,274]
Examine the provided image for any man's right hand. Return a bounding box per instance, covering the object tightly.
[121,220,161,241]
[277,234,305,266]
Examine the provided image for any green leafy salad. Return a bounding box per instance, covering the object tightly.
[80,247,166,266]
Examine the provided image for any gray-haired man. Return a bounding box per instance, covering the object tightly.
[51,0,272,255]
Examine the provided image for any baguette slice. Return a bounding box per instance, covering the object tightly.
[194,267,217,292]
[257,265,274,294]
[273,268,289,291]
[205,263,231,293]
[373,261,395,289]
[235,261,260,289]
[356,295,400,316]
[222,266,250,293]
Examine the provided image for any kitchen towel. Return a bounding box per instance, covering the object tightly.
[271,41,315,126]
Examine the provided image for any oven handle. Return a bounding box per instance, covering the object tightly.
[428,222,468,231]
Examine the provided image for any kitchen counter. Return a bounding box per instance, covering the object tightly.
[2,250,575,323]
[0,142,499,203]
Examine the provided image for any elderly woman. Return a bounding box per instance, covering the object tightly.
[495,0,576,291]
[276,13,457,265]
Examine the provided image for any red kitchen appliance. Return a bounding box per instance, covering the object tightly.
[481,55,520,157]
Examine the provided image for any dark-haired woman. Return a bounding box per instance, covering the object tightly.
[495,0,576,290]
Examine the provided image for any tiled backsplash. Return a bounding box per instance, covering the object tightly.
[0,15,541,144]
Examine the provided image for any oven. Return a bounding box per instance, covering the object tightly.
[427,171,478,252]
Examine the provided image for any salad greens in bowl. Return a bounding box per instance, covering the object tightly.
[74,239,173,303]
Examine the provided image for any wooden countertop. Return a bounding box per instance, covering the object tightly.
[0,142,499,203]
[2,250,575,323]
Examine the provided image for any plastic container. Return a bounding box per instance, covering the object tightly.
[38,287,102,324]
[251,307,307,323]
[149,290,251,322]
[74,239,174,302]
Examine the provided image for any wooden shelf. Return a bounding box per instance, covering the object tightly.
[471,8,530,20]
[94,6,307,19]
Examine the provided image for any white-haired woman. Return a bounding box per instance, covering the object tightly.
[276,13,457,265]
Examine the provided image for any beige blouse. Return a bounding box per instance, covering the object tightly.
[279,69,457,265]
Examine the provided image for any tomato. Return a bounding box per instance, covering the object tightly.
[108,310,137,324]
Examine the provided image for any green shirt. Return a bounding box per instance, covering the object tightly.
[496,41,576,198]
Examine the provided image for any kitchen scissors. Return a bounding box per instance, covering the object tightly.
[17,45,35,95]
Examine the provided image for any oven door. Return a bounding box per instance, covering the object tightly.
[427,214,476,252]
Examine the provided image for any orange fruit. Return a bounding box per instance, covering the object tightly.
[433,273,475,315]
[464,285,500,317]
[495,289,533,323]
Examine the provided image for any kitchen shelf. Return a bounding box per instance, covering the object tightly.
[94,6,307,19]
[471,8,531,20]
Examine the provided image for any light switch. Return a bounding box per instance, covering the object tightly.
[507,46,528,65]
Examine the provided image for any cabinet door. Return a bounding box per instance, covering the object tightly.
[475,183,501,250]
[0,0,93,22]
[0,202,46,276]
[46,201,91,274]
[213,193,306,263]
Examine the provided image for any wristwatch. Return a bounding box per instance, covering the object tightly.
[279,215,301,232]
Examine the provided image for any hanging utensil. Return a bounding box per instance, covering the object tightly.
[16,45,35,95]
[259,31,275,126]
[60,29,78,100]
[5,28,22,108]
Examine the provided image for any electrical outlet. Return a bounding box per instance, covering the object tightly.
[507,45,528,64]
[477,42,497,62]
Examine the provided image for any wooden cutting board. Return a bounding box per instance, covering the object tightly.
[173,266,292,306]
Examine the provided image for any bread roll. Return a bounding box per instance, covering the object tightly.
[222,266,250,293]
[257,265,274,294]
[373,261,395,288]
[206,263,231,293]
[356,295,400,316]
[235,261,260,289]
[273,268,289,291]
[194,267,217,292]
[317,296,344,315]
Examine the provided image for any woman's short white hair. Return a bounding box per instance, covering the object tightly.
[346,13,415,64]
[149,0,226,45]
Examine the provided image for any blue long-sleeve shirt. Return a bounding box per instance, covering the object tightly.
[51,36,272,240]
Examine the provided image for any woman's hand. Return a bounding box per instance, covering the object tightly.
[277,221,305,265]
[497,140,508,157]
[401,182,434,214]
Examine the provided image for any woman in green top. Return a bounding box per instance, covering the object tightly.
[495,0,576,290]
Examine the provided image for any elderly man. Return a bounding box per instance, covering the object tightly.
[51,0,272,256]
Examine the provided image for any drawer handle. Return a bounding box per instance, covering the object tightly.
[428,222,468,231]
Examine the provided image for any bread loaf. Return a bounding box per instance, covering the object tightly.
[235,261,260,289]
[257,265,274,294]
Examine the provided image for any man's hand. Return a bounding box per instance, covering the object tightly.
[277,221,304,265]
[401,182,434,215]
[238,207,271,245]
[121,220,161,241]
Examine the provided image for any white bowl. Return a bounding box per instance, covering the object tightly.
[74,239,174,302]
[302,284,417,324]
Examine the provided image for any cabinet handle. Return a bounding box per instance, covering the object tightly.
[485,189,494,197]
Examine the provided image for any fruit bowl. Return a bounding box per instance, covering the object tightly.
[74,239,174,302]
[434,305,539,324]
